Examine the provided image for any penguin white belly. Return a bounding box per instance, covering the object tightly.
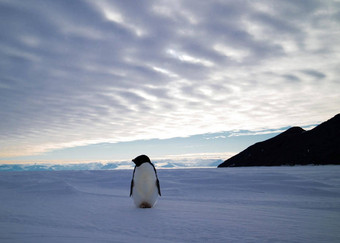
[132,163,158,208]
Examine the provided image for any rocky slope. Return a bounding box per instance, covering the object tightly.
[218,114,340,167]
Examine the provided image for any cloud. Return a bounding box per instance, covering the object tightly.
[0,0,340,158]
[301,69,326,79]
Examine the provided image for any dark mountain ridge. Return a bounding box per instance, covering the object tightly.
[218,114,340,167]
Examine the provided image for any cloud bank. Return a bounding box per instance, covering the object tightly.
[1,0,340,158]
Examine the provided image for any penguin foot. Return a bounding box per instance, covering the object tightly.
[139,202,152,208]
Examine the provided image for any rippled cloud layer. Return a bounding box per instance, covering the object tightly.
[1,0,339,157]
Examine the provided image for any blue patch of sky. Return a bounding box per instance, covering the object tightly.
[4,130,287,162]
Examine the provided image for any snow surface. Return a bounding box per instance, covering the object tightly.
[1,166,340,243]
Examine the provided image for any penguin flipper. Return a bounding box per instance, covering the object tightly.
[130,166,136,197]
[149,162,161,196]
[156,178,161,196]
[130,179,134,197]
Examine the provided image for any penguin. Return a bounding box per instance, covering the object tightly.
[130,155,161,208]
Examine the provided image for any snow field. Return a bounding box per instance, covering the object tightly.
[1,166,340,242]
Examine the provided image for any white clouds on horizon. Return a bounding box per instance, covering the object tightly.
[0,0,340,158]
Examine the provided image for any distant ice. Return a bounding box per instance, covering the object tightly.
[1,166,340,242]
[0,158,224,171]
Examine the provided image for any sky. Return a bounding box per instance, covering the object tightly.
[0,0,339,165]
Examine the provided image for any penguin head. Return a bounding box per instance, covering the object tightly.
[132,154,151,167]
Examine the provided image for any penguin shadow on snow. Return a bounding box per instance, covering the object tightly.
[130,155,161,209]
